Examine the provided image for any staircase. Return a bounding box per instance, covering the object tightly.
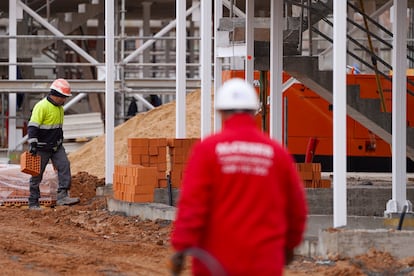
[282,0,414,162]
[217,0,414,163]
[283,55,414,161]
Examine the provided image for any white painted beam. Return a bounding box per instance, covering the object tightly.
[176,0,186,138]
[216,45,246,58]
[8,0,17,152]
[214,0,223,132]
[269,0,283,141]
[105,0,115,184]
[200,0,212,138]
[245,0,254,85]
[333,0,347,228]
[386,0,412,215]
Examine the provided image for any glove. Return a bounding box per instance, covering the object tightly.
[167,252,185,276]
[29,142,37,155]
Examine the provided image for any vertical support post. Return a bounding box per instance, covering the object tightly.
[333,0,347,227]
[214,0,223,132]
[200,0,212,138]
[269,0,283,140]
[105,0,115,184]
[176,0,187,138]
[8,0,17,151]
[245,0,254,85]
[386,0,412,215]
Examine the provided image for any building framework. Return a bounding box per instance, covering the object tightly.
[1,0,413,225]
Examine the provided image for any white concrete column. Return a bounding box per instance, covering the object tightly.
[8,0,17,151]
[200,0,212,138]
[269,0,283,140]
[214,0,223,132]
[105,0,115,184]
[176,0,186,138]
[245,0,254,85]
[333,0,347,227]
[386,0,412,214]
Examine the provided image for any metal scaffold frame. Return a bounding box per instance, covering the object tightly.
[1,0,413,224]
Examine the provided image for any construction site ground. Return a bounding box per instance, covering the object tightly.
[0,171,412,275]
[1,90,414,275]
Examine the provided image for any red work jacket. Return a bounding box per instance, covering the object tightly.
[171,113,307,276]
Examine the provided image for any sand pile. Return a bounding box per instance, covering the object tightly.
[68,89,213,178]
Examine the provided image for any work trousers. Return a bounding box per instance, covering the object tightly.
[28,146,71,206]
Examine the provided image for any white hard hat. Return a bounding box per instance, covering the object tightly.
[50,78,72,97]
[215,78,259,111]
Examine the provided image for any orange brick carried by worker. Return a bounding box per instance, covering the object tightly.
[170,78,308,275]
[27,78,80,210]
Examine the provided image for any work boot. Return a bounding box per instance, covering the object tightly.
[56,190,80,206]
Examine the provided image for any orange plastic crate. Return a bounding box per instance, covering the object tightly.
[20,151,41,176]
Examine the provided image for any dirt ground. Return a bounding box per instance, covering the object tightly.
[0,172,413,276]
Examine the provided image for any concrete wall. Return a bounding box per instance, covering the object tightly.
[155,188,414,217]
[307,188,414,216]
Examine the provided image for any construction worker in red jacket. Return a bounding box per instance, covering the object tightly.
[27,78,80,210]
[170,78,308,276]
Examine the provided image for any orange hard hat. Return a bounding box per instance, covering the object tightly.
[50,78,72,97]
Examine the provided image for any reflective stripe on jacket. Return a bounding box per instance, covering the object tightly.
[28,96,64,151]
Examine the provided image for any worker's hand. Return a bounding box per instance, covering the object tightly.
[29,142,37,155]
[285,248,294,265]
[167,251,185,275]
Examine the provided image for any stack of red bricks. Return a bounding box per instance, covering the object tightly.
[127,138,168,187]
[1,159,56,207]
[296,163,331,188]
[168,138,199,188]
[113,137,200,203]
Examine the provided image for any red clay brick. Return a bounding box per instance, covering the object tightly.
[20,151,41,176]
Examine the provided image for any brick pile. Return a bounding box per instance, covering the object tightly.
[113,137,199,203]
[0,164,57,207]
[296,163,331,188]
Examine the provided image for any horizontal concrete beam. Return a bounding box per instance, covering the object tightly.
[107,198,176,221]
[318,229,414,259]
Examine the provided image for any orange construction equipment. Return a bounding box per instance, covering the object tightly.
[222,70,414,172]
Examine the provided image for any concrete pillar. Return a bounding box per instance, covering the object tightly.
[214,0,223,132]
[176,0,186,138]
[105,0,115,184]
[8,0,17,151]
[332,0,347,227]
[386,0,413,216]
[245,0,254,85]
[269,0,283,140]
[200,0,212,138]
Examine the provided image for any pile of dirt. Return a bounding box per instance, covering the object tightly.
[68,90,210,178]
[69,171,105,205]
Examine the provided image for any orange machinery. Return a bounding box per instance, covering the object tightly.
[222,70,414,172]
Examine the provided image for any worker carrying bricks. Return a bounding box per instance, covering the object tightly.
[27,78,80,210]
[170,78,308,276]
